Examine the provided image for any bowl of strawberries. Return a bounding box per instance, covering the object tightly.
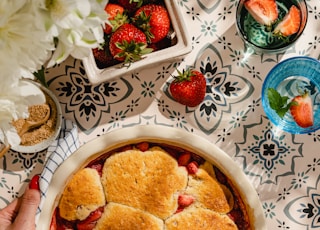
[83,0,192,84]
[262,56,320,134]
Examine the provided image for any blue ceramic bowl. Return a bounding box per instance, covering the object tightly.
[262,56,320,134]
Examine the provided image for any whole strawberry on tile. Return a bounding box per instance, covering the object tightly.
[169,69,206,107]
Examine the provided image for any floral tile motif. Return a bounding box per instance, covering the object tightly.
[4,149,46,170]
[0,171,22,206]
[235,115,303,184]
[46,59,133,133]
[284,175,320,229]
[195,0,221,13]
[0,149,46,205]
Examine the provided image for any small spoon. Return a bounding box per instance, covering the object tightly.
[18,104,51,136]
[0,144,10,158]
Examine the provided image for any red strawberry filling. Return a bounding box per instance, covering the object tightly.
[177,152,191,166]
[178,194,195,208]
[50,207,104,230]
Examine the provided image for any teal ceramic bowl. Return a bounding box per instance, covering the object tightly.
[236,0,308,54]
[262,56,320,134]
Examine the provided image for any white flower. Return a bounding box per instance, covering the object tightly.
[0,0,54,81]
[45,0,109,67]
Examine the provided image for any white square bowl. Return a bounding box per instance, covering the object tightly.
[82,0,192,85]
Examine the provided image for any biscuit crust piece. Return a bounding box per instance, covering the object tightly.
[186,166,233,213]
[101,147,188,219]
[165,207,238,230]
[94,202,163,230]
[58,168,105,221]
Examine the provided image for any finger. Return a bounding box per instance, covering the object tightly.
[0,198,20,226]
[12,188,40,230]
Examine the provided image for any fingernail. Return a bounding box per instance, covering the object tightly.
[29,174,40,190]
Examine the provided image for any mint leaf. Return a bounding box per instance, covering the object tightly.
[277,107,290,118]
[267,88,290,118]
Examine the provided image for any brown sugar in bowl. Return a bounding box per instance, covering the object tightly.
[11,80,62,153]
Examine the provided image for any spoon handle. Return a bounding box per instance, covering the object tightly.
[0,144,10,158]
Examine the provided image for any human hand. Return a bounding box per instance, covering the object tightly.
[0,175,41,230]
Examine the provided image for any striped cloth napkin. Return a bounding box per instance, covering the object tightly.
[36,119,80,221]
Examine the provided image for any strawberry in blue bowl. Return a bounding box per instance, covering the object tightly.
[262,56,320,134]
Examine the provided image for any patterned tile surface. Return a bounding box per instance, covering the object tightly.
[1,0,320,229]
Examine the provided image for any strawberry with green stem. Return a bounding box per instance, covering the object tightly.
[267,88,314,128]
[92,35,120,68]
[104,3,129,34]
[169,69,206,107]
[109,23,153,65]
[133,4,170,43]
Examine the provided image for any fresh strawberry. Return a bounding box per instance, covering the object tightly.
[244,0,278,26]
[169,69,206,107]
[109,23,153,64]
[117,0,144,13]
[92,43,120,69]
[267,88,314,128]
[187,161,199,174]
[104,3,128,34]
[93,34,121,68]
[133,4,170,43]
[178,194,195,207]
[274,5,301,37]
[290,92,314,128]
